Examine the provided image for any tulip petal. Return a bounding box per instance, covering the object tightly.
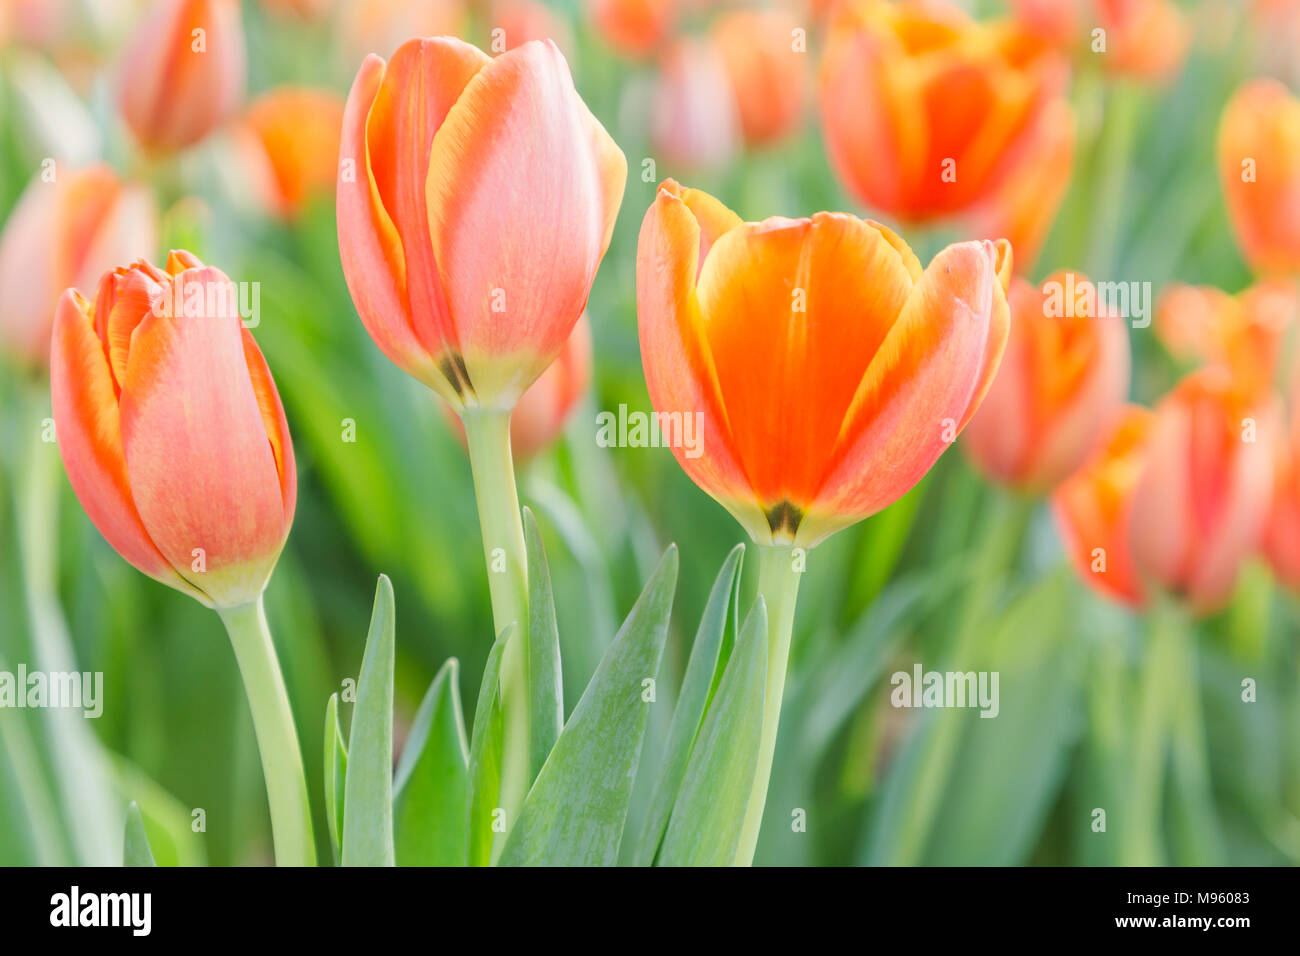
[242,328,297,521]
[50,289,205,601]
[118,267,287,606]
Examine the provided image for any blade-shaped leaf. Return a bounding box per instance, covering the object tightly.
[342,575,396,867]
[633,543,744,866]
[467,626,512,867]
[523,507,563,782]
[393,658,470,866]
[323,692,348,865]
[657,598,768,866]
[498,546,679,867]
[123,802,155,867]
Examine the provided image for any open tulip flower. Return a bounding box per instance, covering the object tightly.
[964,272,1131,493]
[819,0,1068,222]
[1218,78,1300,277]
[637,178,1011,861]
[50,251,314,866]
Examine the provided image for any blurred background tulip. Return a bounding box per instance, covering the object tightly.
[235,87,344,220]
[488,0,577,56]
[1011,0,1189,82]
[336,0,465,65]
[711,7,807,148]
[117,0,246,153]
[964,272,1130,493]
[588,0,676,59]
[819,0,1068,222]
[1218,79,1300,277]
[1129,369,1276,615]
[0,165,156,368]
[650,36,742,171]
[1053,404,1154,607]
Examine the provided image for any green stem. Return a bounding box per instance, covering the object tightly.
[461,408,530,856]
[1168,620,1223,865]
[735,544,802,866]
[217,598,316,867]
[1124,593,1183,867]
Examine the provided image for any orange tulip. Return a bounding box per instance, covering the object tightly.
[337,37,625,412]
[50,252,295,609]
[1264,377,1300,588]
[236,87,345,220]
[712,7,807,147]
[964,272,1130,493]
[966,99,1076,274]
[636,179,1012,549]
[1052,404,1153,607]
[588,0,677,59]
[446,315,592,462]
[1155,279,1297,393]
[117,0,245,153]
[818,0,1067,222]
[650,36,742,171]
[1129,369,1275,614]
[1218,79,1300,277]
[0,165,156,367]
[1011,0,1189,82]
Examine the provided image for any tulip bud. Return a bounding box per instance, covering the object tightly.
[637,179,1011,549]
[1129,369,1276,614]
[1218,79,1300,277]
[50,253,295,609]
[1052,405,1153,607]
[235,87,344,220]
[711,8,807,147]
[337,37,625,413]
[964,272,1131,493]
[117,0,246,153]
[819,0,1068,222]
[0,165,156,368]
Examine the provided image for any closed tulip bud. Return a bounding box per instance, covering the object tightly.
[117,0,246,153]
[1129,369,1276,615]
[1155,279,1297,393]
[236,87,345,220]
[637,179,1012,549]
[588,0,677,60]
[819,0,1067,222]
[1218,79,1300,277]
[0,165,156,368]
[337,37,625,412]
[650,37,742,171]
[712,8,807,147]
[50,253,295,609]
[964,272,1131,493]
[1052,404,1153,607]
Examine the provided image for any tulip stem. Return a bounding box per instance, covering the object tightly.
[735,544,803,866]
[218,598,316,867]
[461,407,530,859]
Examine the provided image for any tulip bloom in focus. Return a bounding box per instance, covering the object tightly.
[637,179,1012,551]
[117,0,246,153]
[0,165,156,367]
[1155,280,1297,393]
[1129,370,1275,615]
[1052,405,1153,607]
[337,37,625,411]
[819,0,1067,222]
[1218,79,1300,276]
[51,252,295,609]
[712,8,807,147]
[964,272,1130,493]
[237,87,345,220]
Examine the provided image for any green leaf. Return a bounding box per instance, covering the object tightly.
[632,543,744,866]
[323,692,348,865]
[657,598,768,867]
[393,659,470,866]
[123,802,155,867]
[467,626,512,867]
[498,546,679,867]
[523,507,563,782]
[342,575,396,867]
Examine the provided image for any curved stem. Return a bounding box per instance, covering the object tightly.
[461,408,530,856]
[218,598,316,867]
[735,544,802,866]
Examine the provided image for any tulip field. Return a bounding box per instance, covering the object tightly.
[0,0,1298,881]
